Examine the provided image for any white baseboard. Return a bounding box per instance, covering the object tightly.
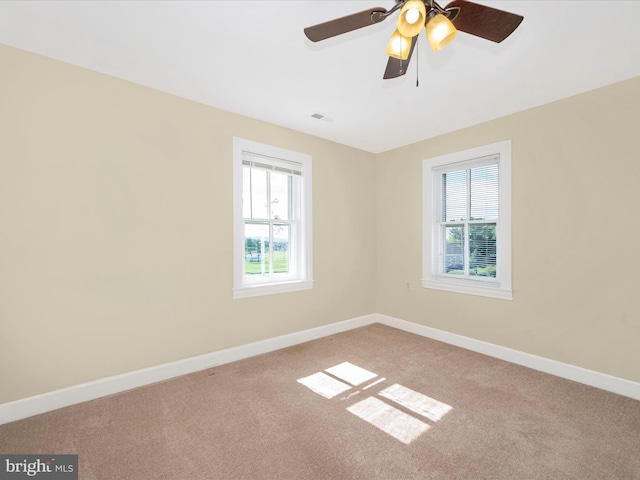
[0,314,375,425]
[2,312,638,425]
[375,314,640,401]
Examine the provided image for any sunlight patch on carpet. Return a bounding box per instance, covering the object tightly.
[379,384,453,422]
[298,361,453,444]
[325,362,378,386]
[297,372,352,399]
[347,397,430,444]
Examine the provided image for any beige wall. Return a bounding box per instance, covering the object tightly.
[376,75,640,383]
[0,44,377,404]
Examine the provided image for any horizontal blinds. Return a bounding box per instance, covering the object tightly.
[242,152,302,176]
[442,160,498,222]
[470,163,499,221]
[443,169,467,221]
[468,224,497,278]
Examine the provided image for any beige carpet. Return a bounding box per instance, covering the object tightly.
[1,323,639,479]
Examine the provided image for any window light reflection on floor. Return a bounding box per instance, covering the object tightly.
[297,372,352,399]
[297,361,453,444]
[347,396,430,444]
[325,361,377,386]
[379,383,453,422]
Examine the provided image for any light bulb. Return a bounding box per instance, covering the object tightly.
[405,8,420,24]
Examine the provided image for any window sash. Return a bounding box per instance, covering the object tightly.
[437,221,498,281]
[243,220,297,283]
[243,166,295,221]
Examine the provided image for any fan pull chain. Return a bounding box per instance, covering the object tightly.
[416,38,419,87]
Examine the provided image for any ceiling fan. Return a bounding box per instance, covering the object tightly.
[304,0,524,79]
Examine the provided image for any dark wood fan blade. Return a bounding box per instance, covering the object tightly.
[383,36,418,79]
[445,0,523,43]
[304,7,388,42]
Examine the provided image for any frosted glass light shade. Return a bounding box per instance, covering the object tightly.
[426,13,457,51]
[386,29,412,60]
[397,0,426,38]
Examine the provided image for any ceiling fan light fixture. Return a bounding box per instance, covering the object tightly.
[303,0,524,80]
[397,0,426,37]
[386,29,412,60]
[425,13,457,51]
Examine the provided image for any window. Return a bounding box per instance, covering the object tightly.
[233,137,313,298]
[422,141,512,299]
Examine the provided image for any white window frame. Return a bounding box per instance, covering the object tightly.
[422,140,512,300]
[233,137,313,299]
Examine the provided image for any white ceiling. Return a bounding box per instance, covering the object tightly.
[1,1,640,153]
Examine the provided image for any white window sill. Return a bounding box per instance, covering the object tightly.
[422,279,512,300]
[233,280,314,299]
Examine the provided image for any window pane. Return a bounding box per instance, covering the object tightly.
[244,222,270,276]
[273,224,290,274]
[469,224,497,278]
[470,163,499,221]
[444,226,464,275]
[443,169,467,221]
[250,169,269,219]
[270,171,290,220]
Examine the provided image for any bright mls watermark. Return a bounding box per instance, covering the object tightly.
[0,455,77,479]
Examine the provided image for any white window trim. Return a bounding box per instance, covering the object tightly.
[233,137,313,299]
[422,140,512,300]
